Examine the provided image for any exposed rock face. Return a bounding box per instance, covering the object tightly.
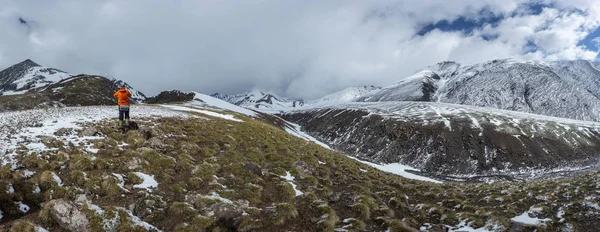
[280,102,600,180]
[46,199,90,232]
[145,90,195,104]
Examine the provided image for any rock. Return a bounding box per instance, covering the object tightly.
[294,161,315,177]
[46,199,90,232]
[329,192,342,203]
[74,194,89,204]
[121,121,139,133]
[211,202,244,229]
[38,136,54,144]
[54,128,75,136]
[131,198,156,218]
[138,126,153,140]
[80,127,100,137]
[125,157,143,171]
[243,162,262,176]
[144,137,165,150]
[429,224,450,232]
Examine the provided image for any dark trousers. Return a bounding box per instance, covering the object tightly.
[119,110,130,121]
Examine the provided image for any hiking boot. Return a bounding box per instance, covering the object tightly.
[124,119,129,126]
[117,120,123,128]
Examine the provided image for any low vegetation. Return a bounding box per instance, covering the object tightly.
[0,110,599,231]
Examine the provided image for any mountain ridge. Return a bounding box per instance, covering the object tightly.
[0,59,147,111]
[217,58,600,122]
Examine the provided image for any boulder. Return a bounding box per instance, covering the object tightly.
[294,161,315,177]
[46,199,90,232]
[144,137,165,150]
[125,157,144,171]
[211,202,244,229]
[80,127,100,137]
[131,198,156,218]
[243,162,262,176]
[138,126,154,140]
[54,128,75,136]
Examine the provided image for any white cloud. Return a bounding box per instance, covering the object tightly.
[0,0,598,99]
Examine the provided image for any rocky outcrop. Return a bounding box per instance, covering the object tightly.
[145,90,194,104]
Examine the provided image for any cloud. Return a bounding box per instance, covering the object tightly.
[0,0,598,99]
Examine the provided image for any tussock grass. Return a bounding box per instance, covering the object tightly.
[0,113,599,231]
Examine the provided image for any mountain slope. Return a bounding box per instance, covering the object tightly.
[356,71,440,102]
[358,59,600,121]
[0,103,599,231]
[280,101,600,181]
[309,86,381,106]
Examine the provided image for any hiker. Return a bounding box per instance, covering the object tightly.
[113,85,132,127]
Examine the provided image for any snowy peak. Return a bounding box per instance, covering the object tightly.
[212,90,304,110]
[312,85,381,105]
[356,70,441,102]
[112,79,147,102]
[0,59,72,95]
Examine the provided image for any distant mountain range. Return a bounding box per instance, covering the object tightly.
[216,58,600,121]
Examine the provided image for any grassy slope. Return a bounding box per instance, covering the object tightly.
[0,110,599,232]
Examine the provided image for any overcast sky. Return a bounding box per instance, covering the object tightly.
[1,0,599,99]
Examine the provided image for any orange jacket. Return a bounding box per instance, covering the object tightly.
[114,88,132,106]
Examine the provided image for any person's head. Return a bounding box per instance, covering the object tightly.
[119,84,126,89]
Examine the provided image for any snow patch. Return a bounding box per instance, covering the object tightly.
[133,172,158,191]
[161,105,243,122]
[511,212,551,225]
[349,157,441,183]
[52,172,63,186]
[191,92,257,116]
[280,171,303,197]
[15,202,30,213]
[284,123,331,149]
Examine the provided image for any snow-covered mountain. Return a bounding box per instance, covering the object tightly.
[214,86,381,111]
[359,59,600,121]
[219,58,600,122]
[211,90,304,111]
[0,59,146,104]
[111,79,147,103]
[0,59,72,95]
[308,85,381,106]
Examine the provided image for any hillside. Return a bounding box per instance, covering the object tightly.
[280,101,600,181]
[0,102,599,232]
[0,60,146,112]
